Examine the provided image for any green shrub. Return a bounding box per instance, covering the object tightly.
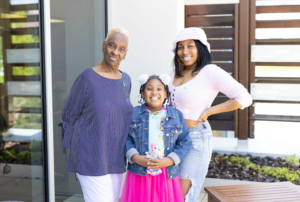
[283,154,300,166]
[210,154,300,183]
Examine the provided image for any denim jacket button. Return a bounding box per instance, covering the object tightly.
[167,147,169,150]
[170,175,172,178]
[166,118,168,121]
[166,134,169,136]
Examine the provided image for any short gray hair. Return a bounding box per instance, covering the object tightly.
[105,27,130,44]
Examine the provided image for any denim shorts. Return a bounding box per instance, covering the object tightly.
[179,121,213,202]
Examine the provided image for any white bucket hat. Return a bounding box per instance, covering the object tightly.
[172,27,210,53]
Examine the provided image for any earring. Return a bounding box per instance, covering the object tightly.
[138,94,145,105]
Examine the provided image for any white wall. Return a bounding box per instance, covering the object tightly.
[108,0,184,106]
[185,0,239,5]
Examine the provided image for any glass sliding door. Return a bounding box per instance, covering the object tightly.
[0,0,45,201]
[49,0,106,201]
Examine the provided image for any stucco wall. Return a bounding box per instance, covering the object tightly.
[108,0,184,106]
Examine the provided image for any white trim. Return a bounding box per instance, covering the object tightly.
[43,0,55,201]
[185,0,239,5]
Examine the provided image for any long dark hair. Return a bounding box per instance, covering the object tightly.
[139,75,170,105]
[173,40,212,78]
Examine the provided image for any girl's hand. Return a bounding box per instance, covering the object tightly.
[195,109,210,125]
[147,157,174,170]
[131,154,150,167]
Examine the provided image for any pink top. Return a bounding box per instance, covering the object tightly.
[168,64,252,120]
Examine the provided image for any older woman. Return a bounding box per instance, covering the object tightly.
[168,28,252,201]
[59,28,133,202]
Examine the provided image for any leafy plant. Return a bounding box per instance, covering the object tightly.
[210,154,300,184]
[283,154,300,166]
[213,157,219,163]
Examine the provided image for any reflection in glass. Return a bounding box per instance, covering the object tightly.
[255,66,300,78]
[256,13,300,21]
[254,102,300,116]
[256,0,300,6]
[0,1,44,201]
[50,0,105,200]
[256,28,300,40]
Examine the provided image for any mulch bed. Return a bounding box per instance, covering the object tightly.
[207,153,300,185]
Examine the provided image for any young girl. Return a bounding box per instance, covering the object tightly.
[121,74,192,202]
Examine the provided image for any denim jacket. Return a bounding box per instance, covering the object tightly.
[125,104,192,180]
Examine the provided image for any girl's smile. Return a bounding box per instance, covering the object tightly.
[141,79,167,112]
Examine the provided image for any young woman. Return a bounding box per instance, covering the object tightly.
[121,74,192,202]
[168,27,252,201]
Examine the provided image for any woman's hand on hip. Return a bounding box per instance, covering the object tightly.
[195,109,210,125]
[147,157,174,170]
[194,99,243,125]
[132,154,150,167]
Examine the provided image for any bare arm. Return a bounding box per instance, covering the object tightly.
[131,154,151,167]
[195,99,241,124]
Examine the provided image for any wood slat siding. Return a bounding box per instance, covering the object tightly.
[10,15,39,23]
[209,112,234,119]
[10,4,38,11]
[186,4,234,15]
[209,120,234,131]
[209,40,234,49]
[10,43,39,49]
[203,28,234,38]
[11,28,39,35]
[211,52,234,61]
[185,4,237,132]
[212,96,230,105]
[217,63,234,73]
[205,182,300,202]
[256,5,300,13]
[256,40,300,45]
[251,2,300,139]
[257,20,300,28]
[256,62,300,66]
[186,16,234,27]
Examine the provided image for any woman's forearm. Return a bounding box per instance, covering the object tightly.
[206,99,242,117]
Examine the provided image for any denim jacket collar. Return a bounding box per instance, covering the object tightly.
[138,104,176,119]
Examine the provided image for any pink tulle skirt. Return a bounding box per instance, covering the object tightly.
[121,167,184,202]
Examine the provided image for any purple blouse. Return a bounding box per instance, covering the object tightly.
[59,68,133,176]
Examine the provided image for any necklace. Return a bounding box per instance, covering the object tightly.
[150,111,159,118]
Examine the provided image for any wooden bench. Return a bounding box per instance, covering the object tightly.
[204,181,300,202]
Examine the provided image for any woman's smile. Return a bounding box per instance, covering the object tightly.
[182,56,193,62]
[109,56,117,61]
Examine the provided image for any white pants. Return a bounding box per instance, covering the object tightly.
[76,173,123,202]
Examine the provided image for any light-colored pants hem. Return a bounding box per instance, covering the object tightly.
[77,173,123,202]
